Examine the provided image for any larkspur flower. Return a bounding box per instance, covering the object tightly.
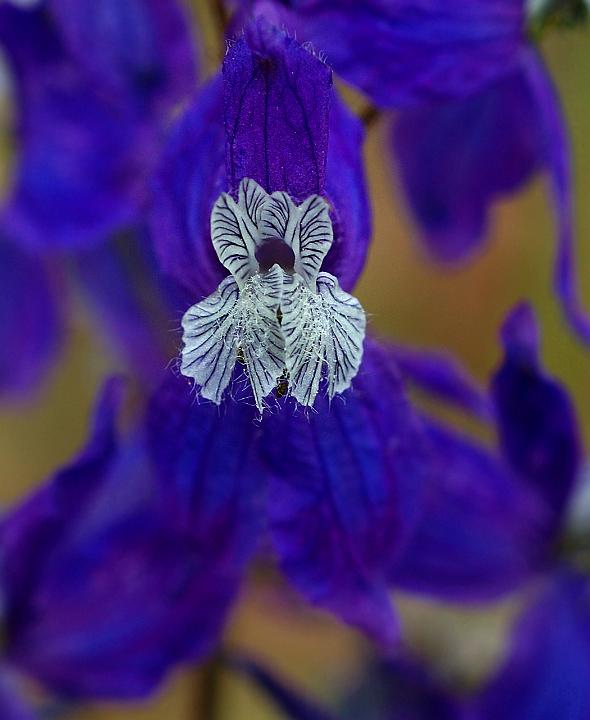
[181,177,366,411]
[0,0,198,396]
[148,18,428,644]
[0,379,240,714]
[230,0,590,344]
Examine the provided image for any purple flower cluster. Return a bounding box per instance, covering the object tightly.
[0,0,588,717]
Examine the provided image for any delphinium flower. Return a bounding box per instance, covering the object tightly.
[0,0,198,397]
[0,378,243,716]
[148,17,429,644]
[227,0,590,344]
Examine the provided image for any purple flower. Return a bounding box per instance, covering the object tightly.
[148,19,427,645]
[234,0,590,344]
[390,303,582,601]
[0,0,197,397]
[0,0,197,249]
[0,378,240,711]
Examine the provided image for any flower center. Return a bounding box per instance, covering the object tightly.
[180,178,366,413]
[256,237,295,273]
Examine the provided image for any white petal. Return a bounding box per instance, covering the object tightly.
[238,264,286,412]
[281,272,366,407]
[181,276,241,404]
[210,178,268,288]
[261,192,333,289]
[317,273,366,398]
[181,266,286,411]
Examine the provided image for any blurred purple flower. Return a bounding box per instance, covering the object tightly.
[233,0,590,344]
[391,303,582,601]
[0,0,197,397]
[0,377,240,713]
[148,19,429,645]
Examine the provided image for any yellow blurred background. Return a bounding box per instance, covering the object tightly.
[1,2,589,718]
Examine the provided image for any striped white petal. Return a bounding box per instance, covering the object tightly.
[261,192,333,290]
[181,265,286,411]
[281,272,366,407]
[210,178,268,288]
[181,276,241,404]
[238,264,287,412]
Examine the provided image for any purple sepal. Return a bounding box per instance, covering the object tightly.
[475,572,590,720]
[224,17,331,199]
[152,23,370,296]
[250,0,526,108]
[262,342,427,644]
[391,420,546,602]
[323,94,371,290]
[0,239,63,399]
[2,378,240,699]
[145,370,263,567]
[47,0,197,114]
[0,377,124,613]
[392,64,539,263]
[385,342,490,419]
[492,303,581,533]
[150,75,226,299]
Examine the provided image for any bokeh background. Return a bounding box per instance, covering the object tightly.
[1,2,589,717]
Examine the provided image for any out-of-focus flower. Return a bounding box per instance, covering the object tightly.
[0,0,198,397]
[0,378,241,713]
[390,303,582,600]
[231,0,590,344]
[148,18,428,645]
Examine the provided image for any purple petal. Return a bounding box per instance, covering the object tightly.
[47,0,197,113]
[0,377,124,611]
[391,420,546,602]
[384,342,490,419]
[262,342,427,643]
[323,94,371,290]
[492,303,581,532]
[146,370,263,565]
[249,0,526,108]
[229,656,337,720]
[476,572,590,720]
[3,379,240,699]
[0,239,63,399]
[150,75,227,298]
[520,50,590,343]
[392,62,539,262]
[224,17,331,199]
